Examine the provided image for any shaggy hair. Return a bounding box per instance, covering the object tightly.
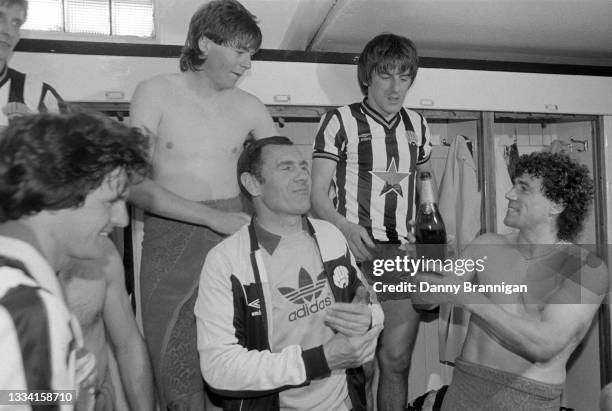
[180,0,261,72]
[0,112,150,221]
[357,33,419,96]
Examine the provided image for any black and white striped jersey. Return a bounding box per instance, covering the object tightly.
[313,99,432,243]
[0,236,79,411]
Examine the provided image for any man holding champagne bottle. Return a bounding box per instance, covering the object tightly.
[410,152,608,410]
[311,33,437,411]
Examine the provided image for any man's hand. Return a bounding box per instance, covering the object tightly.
[75,347,97,393]
[352,285,371,305]
[209,210,251,235]
[338,221,376,261]
[325,302,372,336]
[400,219,417,256]
[406,219,416,244]
[323,324,383,370]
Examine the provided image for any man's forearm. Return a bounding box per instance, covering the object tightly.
[201,343,318,394]
[465,294,568,362]
[129,178,225,227]
[310,190,348,229]
[116,342,155,411]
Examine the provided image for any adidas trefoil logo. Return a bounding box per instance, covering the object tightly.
[278,268,327,304]
[278,268,332,322]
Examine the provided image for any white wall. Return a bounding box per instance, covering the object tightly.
[10,52,612,116]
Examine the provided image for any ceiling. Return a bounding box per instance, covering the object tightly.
[243,0,612,67]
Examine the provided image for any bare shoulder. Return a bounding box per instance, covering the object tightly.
[460,233,519,274]
[99,237,124,284]
[223,87,266,113]
[229,88,276,137]
[133,73,178,99]
[131,74,182,129]
[229,88,266,111]
[135,73,178,89]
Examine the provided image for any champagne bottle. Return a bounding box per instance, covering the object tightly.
[414,171,447,261]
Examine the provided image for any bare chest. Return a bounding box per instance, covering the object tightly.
[481,251,567,314]
[156,96,252,159]
[61,276,106,332]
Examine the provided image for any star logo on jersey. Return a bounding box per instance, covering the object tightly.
[369,158,411,197]
[278,268,328,304]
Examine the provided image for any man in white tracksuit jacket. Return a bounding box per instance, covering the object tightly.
[195,136,384,411]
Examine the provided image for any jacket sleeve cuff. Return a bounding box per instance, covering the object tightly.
[301,345,331,380]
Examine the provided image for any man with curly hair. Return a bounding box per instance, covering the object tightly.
[0,112,150,409]
[410,152,609,410]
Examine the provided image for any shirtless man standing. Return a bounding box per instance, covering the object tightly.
[410,152,608,410]
[129,1,277,409]
[60,238,154,411]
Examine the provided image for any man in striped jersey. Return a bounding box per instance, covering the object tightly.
[0,112,149,409]
[0,0,66,126]
[311,33,435,411]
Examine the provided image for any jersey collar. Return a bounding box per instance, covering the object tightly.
[252,216,313,255]
[361,98,402,130]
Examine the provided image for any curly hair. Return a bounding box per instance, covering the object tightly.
[179,0,262,72]
[357,33,419,96]
[0,112,150,222]
[514,151,593,242]
[237,136,293,200]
